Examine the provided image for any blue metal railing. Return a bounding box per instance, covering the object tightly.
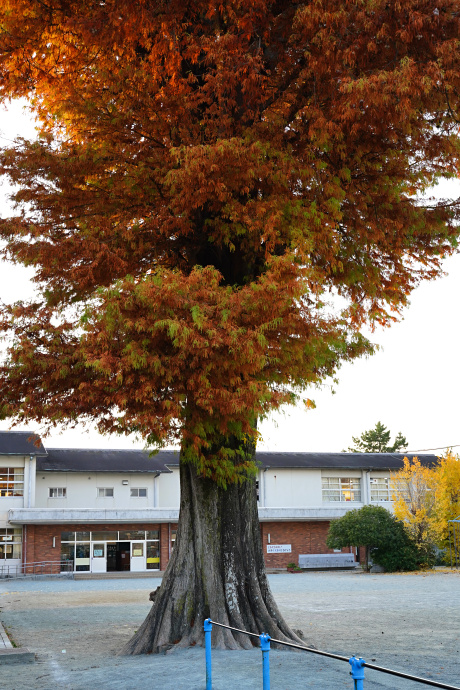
[203,619,460,690]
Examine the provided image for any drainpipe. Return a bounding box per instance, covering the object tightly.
[361,469,371,505]
[262,467,269,507]
[153,472,160,508]
[168,522,171,560]
[28,455,33,508]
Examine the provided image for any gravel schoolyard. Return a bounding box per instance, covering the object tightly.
[0,569,459,690]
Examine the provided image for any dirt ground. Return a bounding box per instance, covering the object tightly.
[0,569,459,689]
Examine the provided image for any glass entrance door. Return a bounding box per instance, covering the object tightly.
[107,543,117,572]
[130,542,146,572]
[91,543,106,573]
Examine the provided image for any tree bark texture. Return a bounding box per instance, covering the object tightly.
[121,458,304,654]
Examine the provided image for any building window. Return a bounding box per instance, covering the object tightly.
[97,487,114,497]
[61,543,74,570]
[0,468,24,497]
[49,487,67,498]
[0,528,22,560]
[370,477,391,502]
[322,477,361,502]
[130,488,147,497]
[75,542,90,571]
[119,530,145,540]
[132,542,144,557]
[146,530,160,570]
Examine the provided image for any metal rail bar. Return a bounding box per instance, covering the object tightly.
[0,560,72,579]
[206,619,460,690]
[205,620,261,641]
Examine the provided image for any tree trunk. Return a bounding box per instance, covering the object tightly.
[121,454,304,654]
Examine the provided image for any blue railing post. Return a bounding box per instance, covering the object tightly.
[204,618,213,690]
[260,633,271,690]
[349,656,366,690]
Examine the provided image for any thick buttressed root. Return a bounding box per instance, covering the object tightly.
[120,460,306,654]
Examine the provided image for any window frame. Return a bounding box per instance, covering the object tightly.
[97,487,114,498]
[130,487,147,498]
[370,477,391,502]
[322,477,361,502]
[0,467,25,497]
[0,528,23,560]
[49,487,67,498]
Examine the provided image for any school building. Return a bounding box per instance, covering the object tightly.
[0,430,437,574]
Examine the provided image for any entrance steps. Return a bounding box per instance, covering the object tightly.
[74,569,287,580]
[74,570,164,580]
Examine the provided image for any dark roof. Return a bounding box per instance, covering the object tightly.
[0,431,47,456]
[0,433,436,472]
[254,452,439,470]
[125,450,438,471]
[37,448,177,473]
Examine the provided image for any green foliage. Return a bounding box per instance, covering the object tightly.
[345,421,408,453]
[326,504,422,572]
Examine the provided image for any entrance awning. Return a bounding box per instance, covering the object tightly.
[7,508,180,524]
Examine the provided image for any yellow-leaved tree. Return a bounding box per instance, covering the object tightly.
[392,457,443,567]
[435,451,460,556]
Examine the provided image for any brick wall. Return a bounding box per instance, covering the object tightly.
[22,520,352,571]
[24,523,161,566]
[159,523,179,570]
[261,521,352,568]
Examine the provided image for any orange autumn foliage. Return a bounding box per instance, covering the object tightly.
[0,1,459,483]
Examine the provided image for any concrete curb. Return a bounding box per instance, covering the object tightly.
[0,647,35,664]
[0,620,34,664]
[0,620,12,649]
[74,570,164,579]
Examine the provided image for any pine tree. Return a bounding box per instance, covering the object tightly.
[346,422,408,453]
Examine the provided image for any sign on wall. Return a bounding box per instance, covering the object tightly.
[267,544,291,554]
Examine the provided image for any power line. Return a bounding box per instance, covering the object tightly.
[406,444,460,453]
[0,135,18,144]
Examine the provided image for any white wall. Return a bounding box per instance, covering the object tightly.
[35,472,160,510]
[157,468,180,508]
[263,468,322,507]
[30,466,397,513]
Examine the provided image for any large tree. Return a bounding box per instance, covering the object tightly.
[0,0,459,653]
[392,455,443,565]
[392,452,460,564]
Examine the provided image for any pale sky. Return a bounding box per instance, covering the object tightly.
[0,100,459,454]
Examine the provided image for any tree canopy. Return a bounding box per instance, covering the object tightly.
[392,456,441,553]
[0,0,459,654]
[436,451,460,530]
[0,2,458,485]
[346,421,408,453]
[392,451,460,562]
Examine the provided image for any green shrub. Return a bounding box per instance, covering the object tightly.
[327,504,431,572]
